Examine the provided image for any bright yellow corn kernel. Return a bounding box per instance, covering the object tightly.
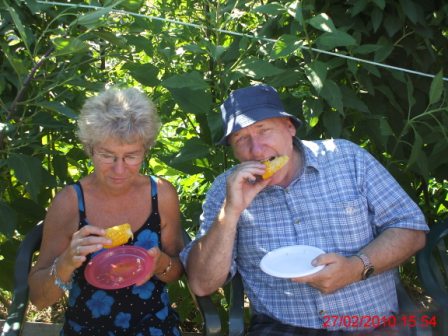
[104,223,134,248]
[261,155,289,179]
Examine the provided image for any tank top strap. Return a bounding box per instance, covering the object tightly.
[72,182,88,224]
[150,175,159,213]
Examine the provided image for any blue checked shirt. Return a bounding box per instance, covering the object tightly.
[180,138,428,331]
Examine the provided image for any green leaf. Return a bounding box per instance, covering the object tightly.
[126,35,153,55]
[374,38,394,62]
[119,0,144,12]
[304,61,327,92]
[236,58,285,78]
[31,112,73,129]
[162,72,209,90]
[383,14,402,37]
[302,98,324,127]
[253,3,285,15]
[168,87,212,116]
[38,101,78,119]
[340,87,369,113]
[52,154,69,183]
[123,62,160,87]
[93,31,128,48]
[292,2,304,26]
[372,0,386,10]
[323,111,342,137]
[351,0,368,16]
[371,8,383,32]
[76,6,112,28]
[354,44,381,55]
[0,201,17,237]
[429,71,444,105]
[7,3,30,52]
[320,79,343,113]
[51,37,89,57]
[408,131,429,179]
[268,70,304,87]
[379,117,394,137]
[169,138,211,174]
[406,78,416,110]
[209,45,226,61]
[316,31,357,50]
[11,197,46,225]
[399,0,421,24]
[271,34,303,58]
[307,13,336,32]
[7,154,44,202]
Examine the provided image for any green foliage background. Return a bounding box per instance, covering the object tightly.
[1,0,447,332]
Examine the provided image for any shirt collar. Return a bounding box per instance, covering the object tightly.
[293,137,320,173]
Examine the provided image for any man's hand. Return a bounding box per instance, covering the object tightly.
[225,161,270,214]
[291,253,363,294]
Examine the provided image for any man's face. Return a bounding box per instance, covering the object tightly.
[228,117,296,163]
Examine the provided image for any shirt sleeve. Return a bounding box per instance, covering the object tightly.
[358,144,429,234]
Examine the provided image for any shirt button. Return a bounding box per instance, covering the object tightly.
[319,310,326,315]
[346,206,355,215]
[294,219,300,225]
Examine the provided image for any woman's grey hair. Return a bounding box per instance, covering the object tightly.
[77,87,161,156]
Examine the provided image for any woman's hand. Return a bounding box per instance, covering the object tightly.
[61,225,110,270]
[135,247,163,285]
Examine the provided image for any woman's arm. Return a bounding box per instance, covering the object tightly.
[151,177,184,283]
[28,186,107,309]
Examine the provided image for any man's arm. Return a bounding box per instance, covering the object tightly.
[186,162,269,296]
[186,201,239,296]
[293,227,426,294]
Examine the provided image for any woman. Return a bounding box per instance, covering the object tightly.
[29,87,183,335]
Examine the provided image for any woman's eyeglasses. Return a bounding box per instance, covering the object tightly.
[94,152,144,166]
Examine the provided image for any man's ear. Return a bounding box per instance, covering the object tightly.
[286,118,297,137]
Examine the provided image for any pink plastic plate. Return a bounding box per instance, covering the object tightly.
[84,246,154,290]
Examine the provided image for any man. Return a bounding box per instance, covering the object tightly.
[180,84,428,335]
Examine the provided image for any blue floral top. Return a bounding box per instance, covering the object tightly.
[61,176,180,336]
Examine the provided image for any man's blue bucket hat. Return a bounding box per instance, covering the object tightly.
[217,84,302,145]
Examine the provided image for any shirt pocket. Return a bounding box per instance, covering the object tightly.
[308,197,372,255]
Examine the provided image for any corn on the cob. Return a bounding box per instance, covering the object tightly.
[104,223,134,248]
[261,155,289,179]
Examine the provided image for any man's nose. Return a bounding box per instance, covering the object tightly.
[249,137,264,157]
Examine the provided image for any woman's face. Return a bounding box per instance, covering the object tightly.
[91,137,145,190]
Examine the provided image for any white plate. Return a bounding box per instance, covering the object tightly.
[260,245,325,278]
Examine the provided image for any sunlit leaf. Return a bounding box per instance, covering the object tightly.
[51,37,89,57]
[271,35,303,58]
[7,3,30,52]
[304,61,327,92]
[307,13,336,32]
